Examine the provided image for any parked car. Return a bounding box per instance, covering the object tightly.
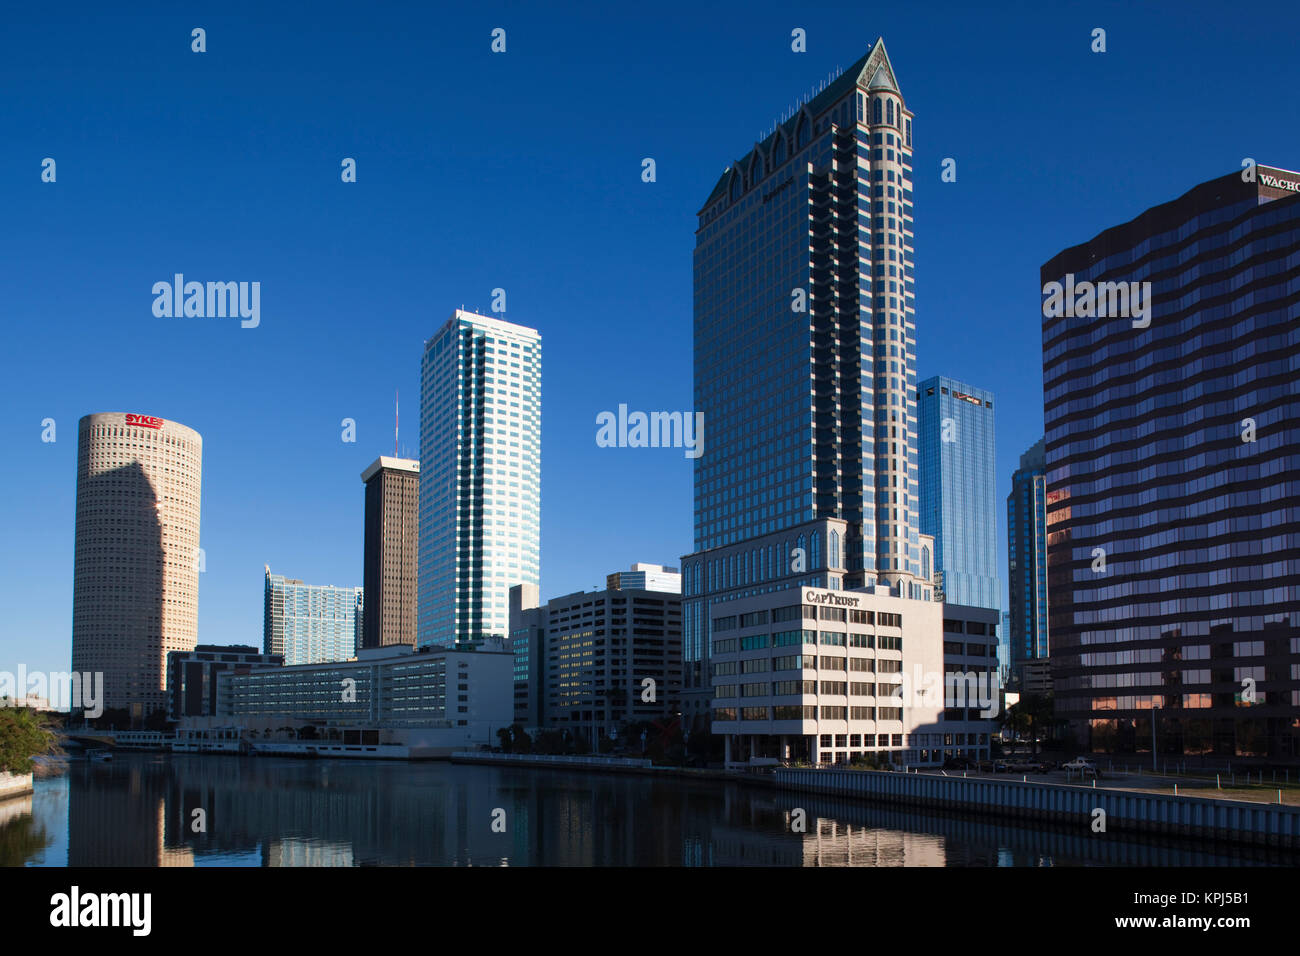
[1062,757,1097,774]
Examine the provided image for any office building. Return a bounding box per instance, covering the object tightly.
[263,566,363,666]
[1042,164,1300,758]
[606,563,681,594]
[710,584,995,767]
[682,39,929,728]
[509,570,683,736]
[918,376,1000,613]
[361,456,420,649]
[71,412,202,719]
[1006,437,1050,692]
[419,309,541,648]
[167,644,283,719]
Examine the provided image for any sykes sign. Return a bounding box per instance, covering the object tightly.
[124,414,163,429]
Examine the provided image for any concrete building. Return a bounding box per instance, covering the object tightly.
[710,585,945,766]
[682,40,928,728]
[263,567,363,666]
[419,310,541,648]
[509,572,683,738]
[361,456,420,649]
[209,641,514,755]
[1042,164,1300,758]
[71,412,202,719]
[1006,438,1050,693]
[166,644,283,719]
[918,376,1000,613]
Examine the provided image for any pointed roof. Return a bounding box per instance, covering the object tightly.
[697,37,902,213]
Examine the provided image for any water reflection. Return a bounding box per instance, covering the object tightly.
[14,754,1295,867]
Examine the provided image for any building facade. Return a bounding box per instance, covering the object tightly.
[419,309,541,648]
[361,456,420,649]
[509,572,683,737]
[918,376,1000,612]
[217,641,512,732]
[71,412,202,719]
[682,39,928,726]
[167,644,283,719]
[263,566,363,666]
[1042,164,1300,758]
[709,585,992,766]
[1006,437,1050,692]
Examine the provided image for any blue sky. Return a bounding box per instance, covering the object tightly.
[3,0,1297,680]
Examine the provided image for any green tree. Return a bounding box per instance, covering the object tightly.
[0,707,60,775]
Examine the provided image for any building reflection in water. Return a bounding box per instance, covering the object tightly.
[39,754,1297,867]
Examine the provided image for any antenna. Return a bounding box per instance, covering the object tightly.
[395,390,399,457]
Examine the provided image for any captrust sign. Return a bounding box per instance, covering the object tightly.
[802,588,862,608]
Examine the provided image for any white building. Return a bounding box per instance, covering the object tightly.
[72,412,202,718]
[419,310,541,647]
[711,585,947,767]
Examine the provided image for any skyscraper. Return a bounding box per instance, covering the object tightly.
[419,309,541,648]
[1006,438,1049,692]
[1042,164,1300,758]
[917,375,1000,611]
[72,412,202,719]
[263,567,363,665]
[361,456,419,649]
[681,38,929,724]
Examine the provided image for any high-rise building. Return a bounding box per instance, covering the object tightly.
[418,309,541,648]
[361,456,419,649]
[681,39,938,732]
[509,570,683,736]
[1006,438,1049,692]
[918,376,1000,612]
[606,563,681,594]
[263,567,363,666]
[72,412,202,719]
[1042,164,1300,758]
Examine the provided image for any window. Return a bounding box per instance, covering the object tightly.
[872,97,882,124]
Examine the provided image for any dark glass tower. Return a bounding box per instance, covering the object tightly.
[1007,438,1049,688]
[1042,165,1300,758]
[681,39,926,723]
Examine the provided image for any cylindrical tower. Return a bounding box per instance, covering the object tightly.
[72,412,202,720]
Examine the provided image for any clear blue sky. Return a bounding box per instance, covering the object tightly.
[3,0,1297,681]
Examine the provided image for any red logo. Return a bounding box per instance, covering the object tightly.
[124,414,163,429]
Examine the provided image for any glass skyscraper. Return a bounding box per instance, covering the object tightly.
[263,567,363,666]
[1006,437,1049,687]
[1042,164,1300,758]
[419,309,541,648]
[917,376,1000,613]
[681,39,931,723]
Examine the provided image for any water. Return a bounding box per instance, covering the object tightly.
[7,753,1291,866]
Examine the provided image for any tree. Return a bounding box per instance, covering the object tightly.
[0,707,60,775]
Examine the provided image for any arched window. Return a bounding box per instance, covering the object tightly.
[729,172,741,202]
[750,154,763,187]
[796,114,810,149]
[886,99,894,126]
[905,119,912,147]
[872,97,882,124]
[921,546,931,581]
[811,531,821,569]
[773,134,786,166]
[829,530,840,569]
[797,534,806,567]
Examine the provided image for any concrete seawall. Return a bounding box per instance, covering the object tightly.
[0,771,35,801]
[772,768,1300,849]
